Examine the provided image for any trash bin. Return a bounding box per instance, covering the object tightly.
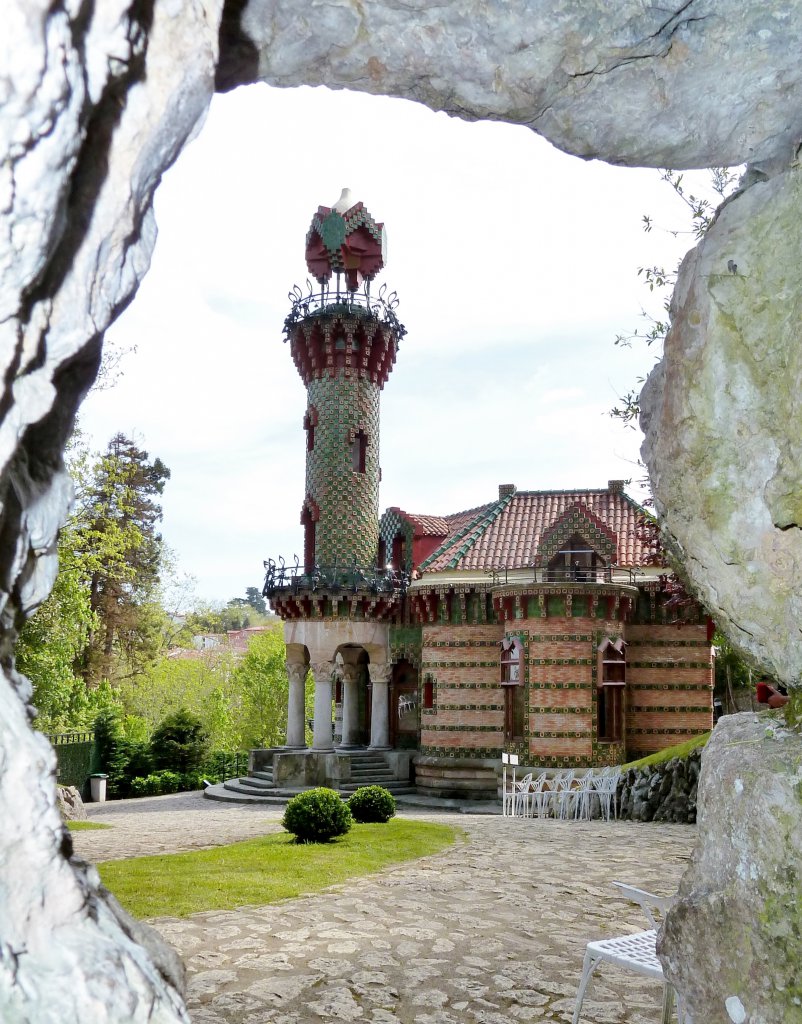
[713,698,724,722]
[89,773,108,802]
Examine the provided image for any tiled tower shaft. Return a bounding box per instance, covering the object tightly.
[290,307,400,569]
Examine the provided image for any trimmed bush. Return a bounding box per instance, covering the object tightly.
[128,770,183,797]
[180,769,208,791]
[348,785,396,824]
[282,787,353,843]
[150,709,209,773]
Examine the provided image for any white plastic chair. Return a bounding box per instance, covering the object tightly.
[569,771,595,821]
[572,882,688,1024]
[591,766,620,821]
[524,772,549,818]
[509,772,533,817]
[551,769,576,819]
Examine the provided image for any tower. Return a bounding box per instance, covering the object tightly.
[263,190,408,759]
[287,188,402,573]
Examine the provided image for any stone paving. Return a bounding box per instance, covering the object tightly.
[78,793,696,1023]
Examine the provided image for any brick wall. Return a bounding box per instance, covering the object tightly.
[419,624,503,757]
[625,623,713,756]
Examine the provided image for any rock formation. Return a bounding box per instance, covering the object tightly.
[659,713,802,1024]
[3,0,802,1020]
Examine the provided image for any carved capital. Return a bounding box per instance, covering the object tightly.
[286,662,308,686]
[368,663,391,685]
[310,661,335,682]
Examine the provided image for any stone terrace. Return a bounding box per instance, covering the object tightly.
[77,793,695,1023]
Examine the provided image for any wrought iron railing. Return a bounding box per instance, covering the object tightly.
[263,556,410,598]
[486,565,642,587]
[283,279,407,340]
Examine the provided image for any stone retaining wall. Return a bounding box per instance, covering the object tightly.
[617,749,702,824]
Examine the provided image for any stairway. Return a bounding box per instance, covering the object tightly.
[204,750,415,804]
[337,751,415,797]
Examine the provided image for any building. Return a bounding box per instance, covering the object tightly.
[261,192,713,799]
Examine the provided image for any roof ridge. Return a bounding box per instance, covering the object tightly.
[419,493,516,572]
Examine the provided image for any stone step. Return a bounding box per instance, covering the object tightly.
[234,776,276,791]
[349,768,395,778]
[250,770,274,782]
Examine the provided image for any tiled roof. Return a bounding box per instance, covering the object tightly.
[390,505,494,539]
[418,489,656,572]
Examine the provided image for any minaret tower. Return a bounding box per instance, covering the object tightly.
[287,189,401,572]
[263,191,407,761]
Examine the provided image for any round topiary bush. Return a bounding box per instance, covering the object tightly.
[282,787,353,843]
[348,785,397,823]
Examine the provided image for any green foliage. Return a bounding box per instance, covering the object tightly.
[348,786,396,824]
[129,771,182,796]
[149,709,209,773]
[623,731,710,770]
[230,625,290,749]
[282,787,353,843]
[77,433,171,685]
[99,819,458,918]
[117,648,239,750]
[92,710,131,797]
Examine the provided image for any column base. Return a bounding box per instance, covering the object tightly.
[282,744,307,750]
[368,744,392,751]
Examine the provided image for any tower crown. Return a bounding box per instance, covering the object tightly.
[305,188,388,292]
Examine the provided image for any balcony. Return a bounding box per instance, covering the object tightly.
[486,565,642,587]
[263,557,410,599]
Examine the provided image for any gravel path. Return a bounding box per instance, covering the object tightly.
[76,793,695,1023]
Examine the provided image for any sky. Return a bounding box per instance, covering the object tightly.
[79,83,716,605]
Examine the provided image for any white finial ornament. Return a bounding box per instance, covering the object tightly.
[332,187,354,213]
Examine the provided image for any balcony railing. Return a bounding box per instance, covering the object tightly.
[263,557,410,598]
[486,565,642,587]
[283,279,406,340]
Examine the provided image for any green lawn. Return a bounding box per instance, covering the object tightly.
[99,818,459,919]
[67,821,112,831]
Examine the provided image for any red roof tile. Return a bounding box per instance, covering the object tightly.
[417,488,657,572]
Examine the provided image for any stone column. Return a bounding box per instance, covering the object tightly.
[368,662,392,750]
[311,661,335,751]
[285,661,308,748]
[339,659,361,749]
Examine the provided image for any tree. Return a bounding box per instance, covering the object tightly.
[76,433,171,685]
[231,624,291,748]
[245,586,267,615]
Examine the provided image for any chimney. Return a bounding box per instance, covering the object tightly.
[499,484,516,499]
[608,479,626,494]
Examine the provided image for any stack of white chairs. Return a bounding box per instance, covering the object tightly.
[504,766,621,821]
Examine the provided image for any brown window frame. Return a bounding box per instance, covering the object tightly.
[501,637,525,742]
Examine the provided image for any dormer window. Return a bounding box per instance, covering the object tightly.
[548,533,605,582]
[501,637,525,741]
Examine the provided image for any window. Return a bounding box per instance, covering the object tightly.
[391,533,407,572]
[501,637,525,741]
[597,637,626,742]
[303,407,317,452]
[302,508,316,573]
[547,533,604,582]
[423,677,434,709]
[351,429,367,473]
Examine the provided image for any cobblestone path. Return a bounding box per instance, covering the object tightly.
[77,794,695,1023]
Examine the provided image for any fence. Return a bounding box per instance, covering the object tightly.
[205,750,249,781]
[48,731,95,792]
